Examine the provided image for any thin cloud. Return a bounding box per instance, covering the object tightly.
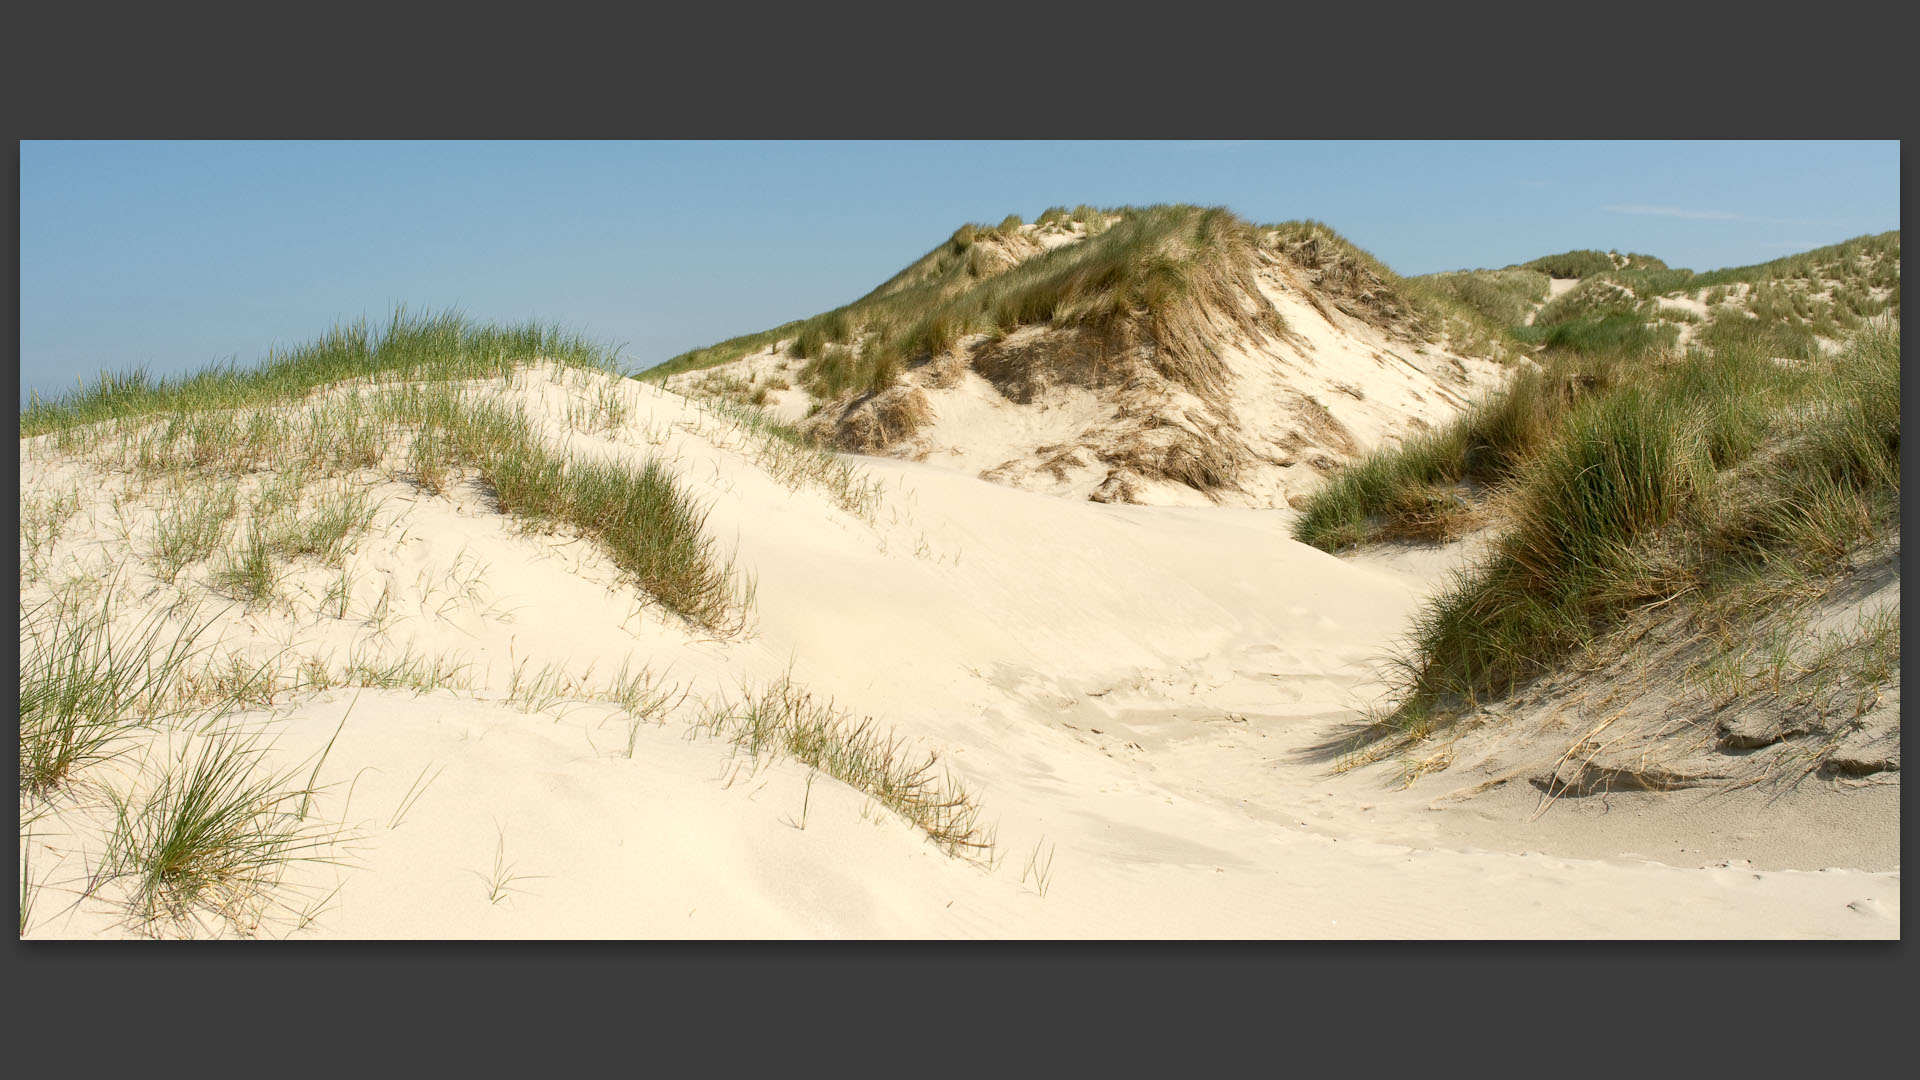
[1604,203,1740,220]
[1754,215,1853,227]
[1603,204,1853,227]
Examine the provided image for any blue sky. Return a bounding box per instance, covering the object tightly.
[19,140,1899,405]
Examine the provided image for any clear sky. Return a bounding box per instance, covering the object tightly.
[19,140,1900,405]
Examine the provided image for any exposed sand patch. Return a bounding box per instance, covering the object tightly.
[1655,293,1710,319]
[1652,292,1712,348]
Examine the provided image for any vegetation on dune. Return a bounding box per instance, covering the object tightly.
[1522,249,1667,279]
[1265,220,1411,314]
[1523,250,1616,278]
[1279,224,1895,553]
[1295,227,1901,750]
[639,360,894,511]
[21,308,618,439]
[855,212,1039,305]
[1679,230,1899,293]
[645,221,1895,424]
[19,590,216,796]
[1416,267,1551,327]
[1514,308,1680,357]
[102,728,343,930]
[385,382,751,635]
[1265,220,1516,359]
[1392,234,1894,392]
[18,582,354,934]
[1292,320,1652,552]
[833,204,1284,403]
[645,318,823,384]
[648,205,1311,404]
[1410,322,1896,714]
[695,671,994,861]
[649,211,1546,462]
[642,211,1055,386]
[1296,230,1901,552]
[1521,232,1898,341]
[22,311,750,635]
[17,311,885,934]
[1299,313,1899,741]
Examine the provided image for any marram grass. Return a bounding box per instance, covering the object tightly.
[23,312,751,635]
[21,308,619,438]
[1340,321,1900,736]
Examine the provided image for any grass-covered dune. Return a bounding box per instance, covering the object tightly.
[20,311,1009,934]
[1521,249,1669,278]
[1260,219,1511,358]
[23,311,746,633]
[1413,267,1552,327]
[1533,232,1897,354]
[1294,232,1900,749]
[649,205,1281,403]
[643,205,1515,410]
[641,205,1109,387]
[1410,232,1899,361]
[1395,323,1896,719]
[19,287,1900,937]
[23,313,614,439]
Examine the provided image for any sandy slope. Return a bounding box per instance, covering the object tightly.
[889,261,1512,509]
[669,258,1508,510]
[17,368,1898,938]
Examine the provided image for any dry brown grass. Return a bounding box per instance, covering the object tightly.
[970,325,1130,404]
[1085,414,1246,502]
[803,385,934,454]
[1373,485,1480,544]
[1289,394,1360,458]
[1267,222,1430,334]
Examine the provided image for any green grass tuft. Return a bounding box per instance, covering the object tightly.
[1416,268,1551,326]
[25,321,751,637]
[1522,250,1630,278]
[271,485,379,564]
[389,385,752,633]
[150,483,240,583]
[1372,322,1898,730]
[19,591,219,797]
[21,308,619,438]
[696,672,994,860]
[102,729,340,929]
[212,525,280,607]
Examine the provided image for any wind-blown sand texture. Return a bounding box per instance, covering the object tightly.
[18,365,1898,938]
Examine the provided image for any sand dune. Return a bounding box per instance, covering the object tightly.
[18,366,1897,938]
[665,214,1516,511]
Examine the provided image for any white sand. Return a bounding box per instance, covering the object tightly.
[18,367,1899,938]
